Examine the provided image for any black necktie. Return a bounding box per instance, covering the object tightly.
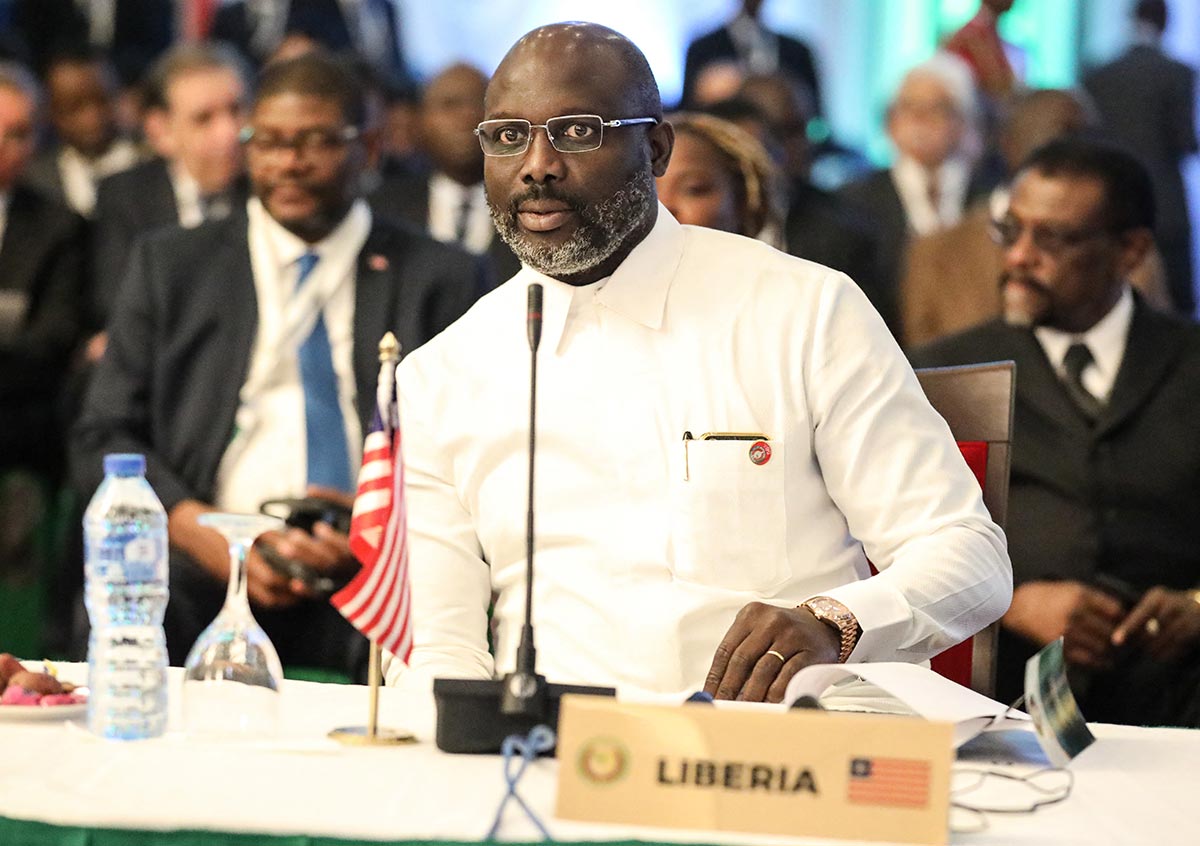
[1062,342,1103,421]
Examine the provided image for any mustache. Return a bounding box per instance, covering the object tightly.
[504,184,587,214]
[999,270,1051,297]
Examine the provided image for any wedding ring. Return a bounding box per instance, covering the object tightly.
[1144,618,1161,636]
[765,649,787,663]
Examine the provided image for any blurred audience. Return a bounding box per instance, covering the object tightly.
[681,0,821,117]
[901,88,1171,349]
[212,0,404,79]
[0,61,86,581]
[72,52,487,679]
[657,111,783,242]
[370,62,519,283]
[1084,0,1197,316]
[839,53,982,336]
[90,42,248,338]
[912,138,1200,727]
[24,46,142,218]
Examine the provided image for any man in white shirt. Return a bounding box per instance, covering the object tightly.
[391,23,1011,702]
[74,52,485,677]
[912,138,1200,726]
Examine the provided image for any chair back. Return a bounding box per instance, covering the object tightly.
[915,361,1015,698]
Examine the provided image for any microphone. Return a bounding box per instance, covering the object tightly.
[433,282,614,754]
[500,283,546,717]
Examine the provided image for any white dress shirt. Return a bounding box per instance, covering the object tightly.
[57,138,141,217]
[891,154,970,236]
[388,205,1011,696]
[1034,286,1134,402]
[427,171,492,256]
[169,162,206,229]
[213,198,370,513]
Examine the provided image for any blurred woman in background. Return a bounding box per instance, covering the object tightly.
[657,111,784,245]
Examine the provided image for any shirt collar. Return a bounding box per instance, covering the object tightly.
[1034,285,1134,388]
[249,195,369,271]
[518,203,683,356]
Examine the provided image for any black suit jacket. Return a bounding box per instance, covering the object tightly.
[681,23,821,112]
[784,179,888,331]
[837,169,908,320]
[369,169,521,286]
[71,210,486,672]
[90,158,179,329]
[1084,45,1198,313]
[0,184,86,476]
[911,303,1200,720]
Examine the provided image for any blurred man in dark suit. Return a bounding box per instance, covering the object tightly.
[73,52,486,678]
[90,42,248,335]
[912,139,1200,726]
[0,62,85,584]
[24,47,141,218]
[370,62,519,285]
[839,53,981,339]
[1084,0,1197,316]
[681,0,821,116]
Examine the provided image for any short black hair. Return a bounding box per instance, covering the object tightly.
[255,51,365,128]
[1017,137,1156,232]
[1135,0,1168,32]
[42,44,113,79]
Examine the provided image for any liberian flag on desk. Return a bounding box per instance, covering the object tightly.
[331,341,413,662]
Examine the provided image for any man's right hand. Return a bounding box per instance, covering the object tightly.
[1003,580,1090,645]
[168,500,304,610]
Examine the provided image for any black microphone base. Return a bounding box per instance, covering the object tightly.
[433,677,616,755]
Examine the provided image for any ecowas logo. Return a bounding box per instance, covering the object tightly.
[577,736,630,784]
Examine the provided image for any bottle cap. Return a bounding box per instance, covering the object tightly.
[104,453,146,477]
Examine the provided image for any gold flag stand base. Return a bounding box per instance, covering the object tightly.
[327,638,416,746]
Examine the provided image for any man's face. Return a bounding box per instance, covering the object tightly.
[999,170,1131,332]
[47,61,117,158]
[0,87,36,191]
[163,67,246,194]
[246,93,363,242]
[887,74,964,169]
[482,41,672,282]
[419,66,487,183]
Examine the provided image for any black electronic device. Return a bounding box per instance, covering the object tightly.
[256,496,356,596]
[432,282,614,755]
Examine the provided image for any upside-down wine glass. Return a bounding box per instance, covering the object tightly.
[183,512,285,738]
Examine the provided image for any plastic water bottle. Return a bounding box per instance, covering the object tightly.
[84,453,169,740]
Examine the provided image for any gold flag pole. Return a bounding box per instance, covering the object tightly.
[329,332,415,746]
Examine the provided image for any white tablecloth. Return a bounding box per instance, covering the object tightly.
[2,666,1198,845]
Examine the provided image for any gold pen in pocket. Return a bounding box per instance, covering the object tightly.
[698,432,770,441]
[683,430,693,481]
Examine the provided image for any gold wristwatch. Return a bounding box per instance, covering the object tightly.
[800,596,860,663]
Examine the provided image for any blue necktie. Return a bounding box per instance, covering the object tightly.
[295,252,353,492]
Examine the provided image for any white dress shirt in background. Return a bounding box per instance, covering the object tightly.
[892,154,970,236]
[213,197,369,513]
[426,171,492,256]
[388,205,1011,696]
[1034,285,1133,402]
[57,139,141,218]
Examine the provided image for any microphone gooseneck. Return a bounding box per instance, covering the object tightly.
[501,283,546,717]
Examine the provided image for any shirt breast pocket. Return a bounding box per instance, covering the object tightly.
[669,437,789,592]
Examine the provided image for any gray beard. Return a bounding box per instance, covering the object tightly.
[488,169,656,279]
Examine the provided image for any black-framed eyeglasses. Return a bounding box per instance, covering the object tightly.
[474,114,659,157]
[239,125,361,158]
[988,216,1113,255]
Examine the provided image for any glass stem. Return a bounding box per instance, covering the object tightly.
[224,539,252,612]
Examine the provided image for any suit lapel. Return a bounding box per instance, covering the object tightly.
[352,225,398,427]
[212,220,258,448]
[1005,325,1092,432]
[1096,300,1188,436]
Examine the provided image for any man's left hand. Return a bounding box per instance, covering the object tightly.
[703,602,840,703]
